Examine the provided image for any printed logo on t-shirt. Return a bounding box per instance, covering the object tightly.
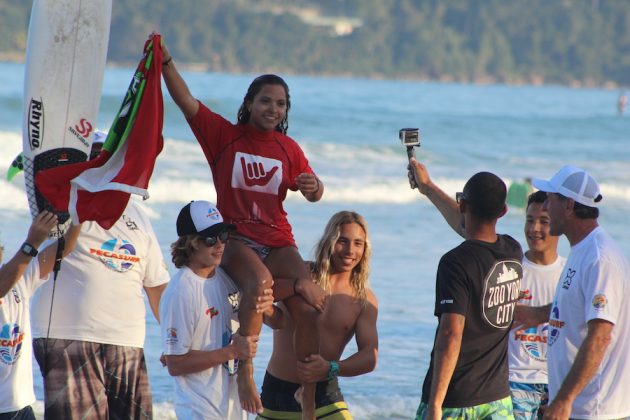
[518,289,532,302]
[0,323,24,365]
[205,307,219,318]
[122,214,139,231]
[592,294,607,310]
[482,261,522,329]
[548,303,564,346]
[561,268,576,290]
[165,328,178,345]
[223,323,238,376]
[515,325,548,362]
[228,291,240,312]
[90,238,140,273]
[231,152,282,194]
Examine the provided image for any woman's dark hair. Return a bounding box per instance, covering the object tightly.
[237,74,291,134]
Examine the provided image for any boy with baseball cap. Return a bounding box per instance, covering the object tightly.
[159,201,276,419]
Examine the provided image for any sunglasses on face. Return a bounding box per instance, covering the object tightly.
[456,191,468,204]
[201,231,230,247]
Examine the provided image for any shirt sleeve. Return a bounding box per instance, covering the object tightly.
[582,254,624,325]
[160,286,196,356]
[22,258,45,294]
[285,136,314,191]
[187,101,234,161]
[134,203,170,288]
[435,253,470,317]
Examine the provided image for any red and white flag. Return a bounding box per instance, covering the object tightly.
[36,34,164,229]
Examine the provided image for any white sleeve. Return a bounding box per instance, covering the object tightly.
[160,286,196,356]
[134,204,170,288]
[583,255,623,325]
[23,258,45,294]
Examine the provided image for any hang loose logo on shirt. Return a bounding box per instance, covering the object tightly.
[240,157,279,186]
[231,152,282,194]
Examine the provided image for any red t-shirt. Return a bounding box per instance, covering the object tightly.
[187,102,314,247]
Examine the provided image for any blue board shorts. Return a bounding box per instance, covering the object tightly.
[509,381,548,420]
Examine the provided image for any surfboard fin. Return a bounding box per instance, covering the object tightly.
[6,153,24,182]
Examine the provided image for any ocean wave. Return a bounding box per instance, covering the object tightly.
[2,130,629,207]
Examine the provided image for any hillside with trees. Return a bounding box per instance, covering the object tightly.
[1,0,629,86]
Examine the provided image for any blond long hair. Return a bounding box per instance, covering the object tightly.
[312,211,371,305]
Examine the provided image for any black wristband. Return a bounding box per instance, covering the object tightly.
[162,56,172,66]
[20,242,38,257]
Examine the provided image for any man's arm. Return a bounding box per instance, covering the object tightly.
[159,39,199,119]
[144,283,167,323]
[164,333,259,376]
[408,158,464,237]
[543,319,613,420]
[427,313,465,420]
[512,303,551,334]
[297,290,379,382]
[0,211,58,296]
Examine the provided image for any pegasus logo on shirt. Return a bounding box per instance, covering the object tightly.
[90,239,140,272]
[0,323,24,365]
[548,304,563,346]
[515,325,549,362]
[231,152,282,194]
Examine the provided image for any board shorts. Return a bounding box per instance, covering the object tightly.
[0,406,35,420]
[232,234,273,260]
[416,396,514,420]
[33,338,152,419]
[509,381,548,420]
[256,371,352,419]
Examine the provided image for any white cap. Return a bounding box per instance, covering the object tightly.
[93,130,108,144]
[532,165,602,207]
[176,201,236,237]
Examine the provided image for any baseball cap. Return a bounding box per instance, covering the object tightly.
[93,130,108,144]
[176,201,236,237]
[532,165,603,207]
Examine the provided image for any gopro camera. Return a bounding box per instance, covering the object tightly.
[399,128,420,147]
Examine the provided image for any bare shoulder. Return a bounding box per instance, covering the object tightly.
[365,288,378,307]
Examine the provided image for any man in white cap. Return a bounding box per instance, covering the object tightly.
[515,165,630,420]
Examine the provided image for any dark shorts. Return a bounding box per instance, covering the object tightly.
[33,338,152,420]
[256,371,352,419]
[0,406,35,420]
[231,234,273,261]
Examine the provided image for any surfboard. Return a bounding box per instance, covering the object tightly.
[22,0,112,233]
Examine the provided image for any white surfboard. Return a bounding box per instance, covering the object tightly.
[22,0,112,231]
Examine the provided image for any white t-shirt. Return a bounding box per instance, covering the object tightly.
[548,227,630,419]
[160,266,246,420]
[509,255,565,383]
[0,260,43,413]
[31,200,169,348]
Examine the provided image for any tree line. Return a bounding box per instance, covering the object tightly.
[1,0,629,86]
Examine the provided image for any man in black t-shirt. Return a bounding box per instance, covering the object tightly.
[408,159,523,420]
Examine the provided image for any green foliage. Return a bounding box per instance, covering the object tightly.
[2,0,629,86]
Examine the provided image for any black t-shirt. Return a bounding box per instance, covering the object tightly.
[421,234,523,408]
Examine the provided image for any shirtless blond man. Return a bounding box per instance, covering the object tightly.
[257,211,379,420]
